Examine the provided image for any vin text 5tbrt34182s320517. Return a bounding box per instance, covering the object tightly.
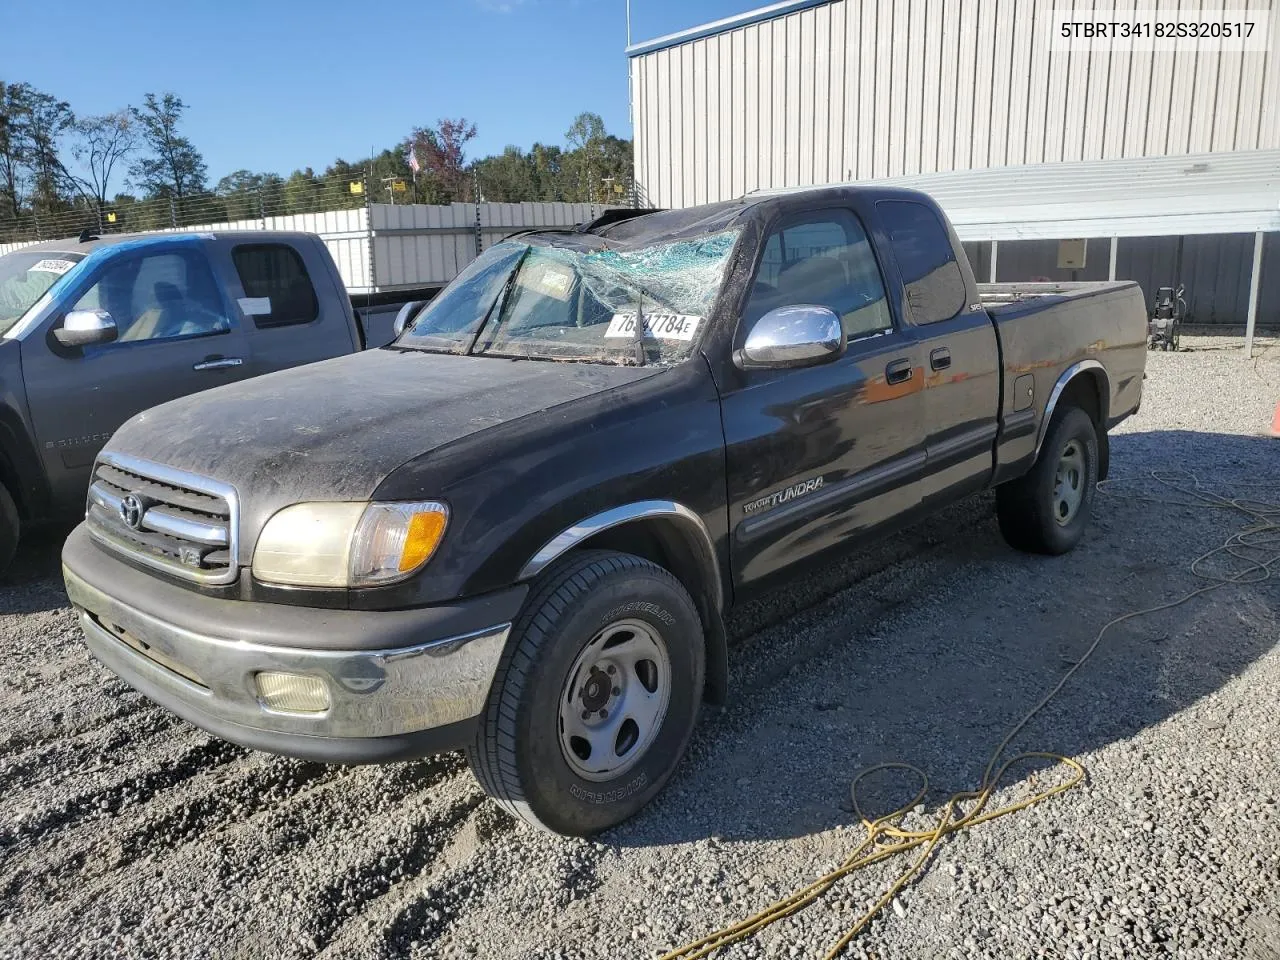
[61,185,1146,835]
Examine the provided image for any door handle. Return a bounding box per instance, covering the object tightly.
[930,347,952,371]
[193,356,244,371]
[885,358,913,385]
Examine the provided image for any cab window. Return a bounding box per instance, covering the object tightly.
[876,199,967,324]
[745,210,893,342]
[69,249,231,344]
[231,244,319,329]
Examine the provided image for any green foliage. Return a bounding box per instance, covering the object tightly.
[471,113,634,203]
[0,78,634,243]
[130,93,207,200]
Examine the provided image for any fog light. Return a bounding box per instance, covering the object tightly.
[254,672,331,714]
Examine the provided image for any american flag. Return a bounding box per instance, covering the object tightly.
[406,147,421,175]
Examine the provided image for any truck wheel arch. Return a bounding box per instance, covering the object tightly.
[517,501,730,705]
[1036,361,1111,477]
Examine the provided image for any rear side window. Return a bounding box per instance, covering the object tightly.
[876,200,966,324]
[231,244,319,329]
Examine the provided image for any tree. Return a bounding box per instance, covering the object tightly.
[130,93,207,201]
[561,112,632,203]
[68,111,135,221]
[21,88,76,212]
[0,81,23,219]
[475,146,537,202]
[0,82,78,218]
[215,169,285,220]
[282,167,322,214]
[530,142,566,200]
[409,118,477,204]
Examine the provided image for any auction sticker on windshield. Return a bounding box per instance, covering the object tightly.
[29,259,76,275]
[605,312,702,341]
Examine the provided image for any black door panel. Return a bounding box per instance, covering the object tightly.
[719,207,925,588]
[874,199,1001,505]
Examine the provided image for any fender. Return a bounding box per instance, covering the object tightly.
[518,500,722,610]
[1033,359,1110,462]
[519,500,730,704]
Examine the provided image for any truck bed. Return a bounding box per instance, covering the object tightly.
[981,279,1148,483]
[977,281,1141,317]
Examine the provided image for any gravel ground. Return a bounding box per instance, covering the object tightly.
[1,334,1278,960]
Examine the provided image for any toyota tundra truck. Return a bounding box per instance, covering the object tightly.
[61,186,1146,835]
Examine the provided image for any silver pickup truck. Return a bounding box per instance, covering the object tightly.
[0,232,378,574]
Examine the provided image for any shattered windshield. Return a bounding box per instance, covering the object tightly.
[0,251,85,335]
[397,228,742,365]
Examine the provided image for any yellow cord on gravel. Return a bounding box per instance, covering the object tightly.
[662,469,1280,960]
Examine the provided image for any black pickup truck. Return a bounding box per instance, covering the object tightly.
[61,186,1146,835]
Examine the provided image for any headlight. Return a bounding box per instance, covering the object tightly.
[252,501,448,588]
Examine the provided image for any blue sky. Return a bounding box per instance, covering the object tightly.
[5,0,755,186]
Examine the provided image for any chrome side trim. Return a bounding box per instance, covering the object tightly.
[737,450,927,544]
[90,451,242,584]
[1033,360,1110,460]
[519,500,722,609]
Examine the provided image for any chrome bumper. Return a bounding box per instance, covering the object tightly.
[64,563,510,743]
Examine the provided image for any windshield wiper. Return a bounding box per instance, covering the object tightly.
[632,298,646,366]
[465,245,531,356]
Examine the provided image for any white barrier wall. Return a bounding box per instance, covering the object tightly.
[1,202,612,295]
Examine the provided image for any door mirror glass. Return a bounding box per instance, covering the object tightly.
[737,304,845,369]
[393,299,427,338]
[55,309,118,347]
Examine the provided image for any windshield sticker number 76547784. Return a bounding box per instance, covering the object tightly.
[604,313,702,342]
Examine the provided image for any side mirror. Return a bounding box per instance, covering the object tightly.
[55,309,118,347]
[392,300,427,338]
[736,304,845,370]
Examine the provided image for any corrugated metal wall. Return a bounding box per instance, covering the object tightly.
[961,234,1280,324]
[631,0,1280,208]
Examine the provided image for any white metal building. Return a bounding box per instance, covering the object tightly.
[627,0,1280,342]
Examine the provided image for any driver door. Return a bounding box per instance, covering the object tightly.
[21,244,253,512]
[718,207,926,588]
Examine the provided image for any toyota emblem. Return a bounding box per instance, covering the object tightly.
[119,494,144,530]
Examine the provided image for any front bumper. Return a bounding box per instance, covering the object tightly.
[62,524,526,763]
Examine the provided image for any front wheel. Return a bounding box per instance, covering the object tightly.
[997,406,1099,555]
[467,550,705,836]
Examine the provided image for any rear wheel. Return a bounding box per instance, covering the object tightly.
[467,550,704,836]
[0,484,18,579]
[997,406,1099,555]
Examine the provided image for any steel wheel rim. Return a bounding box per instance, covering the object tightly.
[557,618,672,782]
[1052,439,1086,526]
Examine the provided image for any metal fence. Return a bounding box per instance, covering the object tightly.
[0,193,614,295]
[0,171,375,245]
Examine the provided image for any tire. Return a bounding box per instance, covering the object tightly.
[997,406,1099,555]
[0,483,18,580]
[467,550,705,836]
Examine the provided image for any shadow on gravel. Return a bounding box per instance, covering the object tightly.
[0,523,76,615]
[608,430,1279,848]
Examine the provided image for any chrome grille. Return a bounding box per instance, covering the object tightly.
[85,454,239,584]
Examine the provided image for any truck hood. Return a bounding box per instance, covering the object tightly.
[106,348,663,554]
